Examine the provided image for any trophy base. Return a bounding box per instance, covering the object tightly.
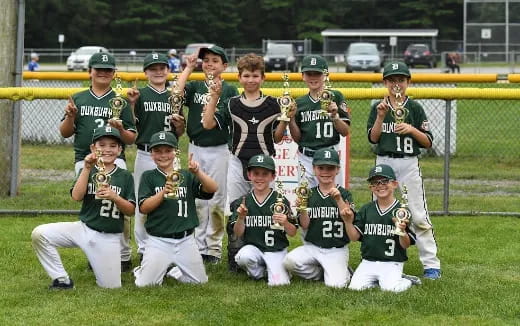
[392,228,407,237]
[270,223,285,231]
[164,193,178,200]
[109,118,122,124]
[277,116,290,122]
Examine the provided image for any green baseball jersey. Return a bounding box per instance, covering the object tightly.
[134,84,182,145]
[302,186,354,248]
[353,200,416,262]
[76,166,135,233]
[67,88,137,162]
[184,80,238,146]
[367,97,433,156]
[229,190,296,252]
[295,90,350,149]
[138,168,214,237]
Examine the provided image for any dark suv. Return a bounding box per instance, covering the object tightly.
[263,43,298,72]
[404,44,437,68]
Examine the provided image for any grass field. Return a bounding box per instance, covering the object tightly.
[0,215,518,325]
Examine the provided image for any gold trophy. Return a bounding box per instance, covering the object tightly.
[109,75,127,123]
[277,73,294,122]
[319,69,334,117]
[295,164,310,212]
[392,185,412,236]
[200,72,215,122]
[168,74,184,116]
[390,84,409,124]
[164,149,184,199]
[270,180,288,230]
[92,149,111,200]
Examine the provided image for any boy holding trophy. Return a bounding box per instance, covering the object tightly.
[229,154,297,286]
[367,61,441,280]
[133,131,218,286]
[31,126,136,289]
[284,148,355,288]
[344,164,417,293]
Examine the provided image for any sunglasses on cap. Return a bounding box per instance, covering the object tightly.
[369,178,391,187]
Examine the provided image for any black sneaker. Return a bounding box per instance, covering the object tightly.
[204,255,221,265]
[49,277,74,290]
[121,260,132,273]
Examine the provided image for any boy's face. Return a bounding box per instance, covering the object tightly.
[151,145,176,170]
[368,176,398,199]
[89,68,115,87]
[313,165,339,185]
[302,71,324,92]
[90,137,122,164]
[145,63,170,86]
[383,75,410,96]
[202,52,227,77]
[247,167,275,192]
[238,69,264,93]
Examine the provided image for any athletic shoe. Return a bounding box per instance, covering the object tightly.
[402,273,422,286]
[204,255,221,265]
[49,277,74,290]
[121,260,132,273]
[423,268,442,280]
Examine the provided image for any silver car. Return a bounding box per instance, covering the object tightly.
[66,46,110,71]
[345,42,382,73]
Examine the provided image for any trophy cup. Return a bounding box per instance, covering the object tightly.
[200,72,215,122]
[164,149,184,199]
[390,84,409,124]
[92,149,111,200]
[295,164,311,212]
[319,69,334,117]
[109,75,127,123]
[168,75,184,116]
[270,180,288,230]
[392,185,412,236]
[277,73,294,122]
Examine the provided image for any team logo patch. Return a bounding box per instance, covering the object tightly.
[248,116,259,125]
[375,166,382,173]
[257,156,264,163]
[159,132,166,140]
[421,120,430,131]
[310,57,317,65]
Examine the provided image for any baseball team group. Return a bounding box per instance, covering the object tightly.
[30,44,442,293]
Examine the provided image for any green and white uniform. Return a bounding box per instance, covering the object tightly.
[185,80,239,259]
[31,166,135,289]
[294,90,350,187]
[229,190,296,286]
[133,168,214,286]
[367,97,440,271]
[284,186,354,288]
[348,199,417,293]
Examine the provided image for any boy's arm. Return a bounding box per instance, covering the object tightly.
[368,100,389,143]
[399,232,411,249]
[189,153,218,193]
[340,202,360,242]
[273,101,295,143]
[71,152,96,201]
[201,80,220,130]
[139,189,166,215]
[60,97,77,138]
[328,100,350,137]
[288,109,301,142]
[395,123,432,148]
[233,197,248,237]
[176,52,197,91]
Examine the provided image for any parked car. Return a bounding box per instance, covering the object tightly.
[181,43,215,71]
[404,44,437,68]
[344,42,383,73]
[264,43,298,72]
[66,46,110,71]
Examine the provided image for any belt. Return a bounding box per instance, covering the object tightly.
[163,228,194,239]
[382,153,405,158]
[298,146,316,157]
[190,140,226,148]
[137,144,151,152]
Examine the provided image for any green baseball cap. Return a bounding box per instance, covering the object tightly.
[89,52,116,69]
[301,55,328,73]
[149,131,178,149]
[367,164,396,181]
[383,61,411,79]
[198,45,228,63]
[247,154,276,172]
[312,148,340,166]
[143,52,169,70]
[92,126,122,144]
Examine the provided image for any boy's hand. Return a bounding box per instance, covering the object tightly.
[171,113,185,127]
[65,97,78,118]
[394,122,413,135]
[392,217,409,231]
[84,151,97,169]
[237,196,248,220]
[327,101,339,118]
[286,101,297,119]
[163,181,174,195]
[126,86,140,105]
[273,213,288,226]
[188,153,199,174]
[95,184,116,201]
[185,53,198,70]
[108,119,124,130]
[329,187,341,201]
[376,99,390,118]
[210,78,222,98]
[340,205,355,223]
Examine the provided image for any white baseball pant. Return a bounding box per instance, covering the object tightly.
[349,259,412,293]
[284,244,350,288]
[31,221,121,288]
[235,245,290,286]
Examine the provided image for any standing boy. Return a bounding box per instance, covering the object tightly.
[31,126,135,289]
[229,154,297,286]
[289,55,351,188]
[284,148,354,288]
[126,52,185,261]
[344,164,418,293]
[177,45,239,264]
[133,131,218,286]
[367,61,441,280]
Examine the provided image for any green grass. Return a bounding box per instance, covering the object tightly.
[0,215,518,325]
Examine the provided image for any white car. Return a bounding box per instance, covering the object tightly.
[66,46,110,71]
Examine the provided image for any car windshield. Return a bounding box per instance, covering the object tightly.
[349,45,377,55]
[267,44,293,55]
[76,48,103,55]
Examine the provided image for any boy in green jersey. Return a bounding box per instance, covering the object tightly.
[134,131,218,286]
[32,126,136,289]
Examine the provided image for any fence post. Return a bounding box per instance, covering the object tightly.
[443,100,452,215]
